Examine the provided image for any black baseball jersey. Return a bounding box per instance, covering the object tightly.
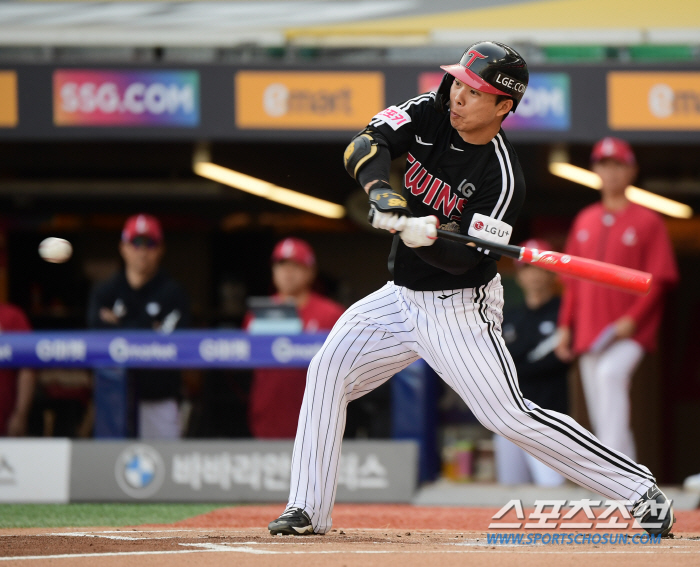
[87,269,190,400]
[502,296,569,414]
[366,92,526,291]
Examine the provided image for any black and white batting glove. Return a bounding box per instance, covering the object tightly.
[400,216,439,248]
[367,181,411,228]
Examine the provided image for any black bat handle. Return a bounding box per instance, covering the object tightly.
[435,229,523,261]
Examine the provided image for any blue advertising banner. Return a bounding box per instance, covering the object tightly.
[0,331,328,368]
[54,70,200,127]
[503,73,571,131]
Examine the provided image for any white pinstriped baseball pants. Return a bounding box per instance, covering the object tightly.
[287,277,655,534]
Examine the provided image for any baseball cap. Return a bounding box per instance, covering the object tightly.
[514,238,553,267]
[271,238,315,268]
[122,214,163,244]
[439,41,529,110]
[591,137,636,166]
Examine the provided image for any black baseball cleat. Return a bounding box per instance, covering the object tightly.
[631,485,676,537]
[268,508,314,535]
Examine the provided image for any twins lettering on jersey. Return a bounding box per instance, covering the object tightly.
[404,153,469,221]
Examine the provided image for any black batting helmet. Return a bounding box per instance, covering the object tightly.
[434,41,529,113]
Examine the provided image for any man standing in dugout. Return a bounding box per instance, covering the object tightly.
[88,214,190,439]
[268,42,675,537]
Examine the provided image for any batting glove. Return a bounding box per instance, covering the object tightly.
[371,210,409,232]
[400,216,438,248]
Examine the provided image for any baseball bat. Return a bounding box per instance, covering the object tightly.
[436,229,652,295]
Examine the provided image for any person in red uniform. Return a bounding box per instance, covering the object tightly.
[0,303,35,436]
[555,137,678,460]
[246,238,344,438]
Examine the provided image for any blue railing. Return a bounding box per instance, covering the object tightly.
[0,330,329,368]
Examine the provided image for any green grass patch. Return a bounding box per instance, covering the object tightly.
[0,503,232,529]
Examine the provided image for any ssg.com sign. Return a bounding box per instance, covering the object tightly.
[53,70,200,127]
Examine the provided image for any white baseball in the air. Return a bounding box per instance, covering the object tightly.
[38,237,72,263]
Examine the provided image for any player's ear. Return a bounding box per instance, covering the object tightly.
[496,98,513,118]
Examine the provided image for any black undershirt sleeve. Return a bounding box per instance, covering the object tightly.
[413,240,484,275]
[356,144,392,189]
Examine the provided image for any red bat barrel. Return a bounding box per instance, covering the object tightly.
[519,248,652,295]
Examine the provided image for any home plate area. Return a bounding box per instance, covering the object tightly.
[1,504,700,567]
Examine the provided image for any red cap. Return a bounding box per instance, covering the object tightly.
[591,137,636,165]
[271,238,315,267]
[514,238,553,267]
[122,214,163,244]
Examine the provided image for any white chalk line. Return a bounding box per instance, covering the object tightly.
[1,540,699,561]
[0,529,211,538]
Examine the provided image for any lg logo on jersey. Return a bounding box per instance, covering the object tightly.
[458,179,476,199]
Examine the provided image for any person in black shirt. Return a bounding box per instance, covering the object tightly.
[269,41,674,538]
[495,238,569,486]
[87,214,190,439]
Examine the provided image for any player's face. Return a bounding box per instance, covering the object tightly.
[272,260,315,297]
[592,159,637,196]
[449,79,512,139]
[120,238,163,275]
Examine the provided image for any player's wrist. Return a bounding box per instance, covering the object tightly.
[364,179,387,194]
[367,182,411,226]
[367,180,395,197]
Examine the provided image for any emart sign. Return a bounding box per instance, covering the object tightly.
[235,71,384,130]
[608,72,700,130]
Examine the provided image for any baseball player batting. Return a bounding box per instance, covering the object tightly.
[268,41,674,537]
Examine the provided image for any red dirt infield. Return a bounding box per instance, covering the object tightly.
[169,503,700,533]
[1,504,699,566]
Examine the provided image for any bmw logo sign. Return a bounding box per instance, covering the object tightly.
[115,444,165,499]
